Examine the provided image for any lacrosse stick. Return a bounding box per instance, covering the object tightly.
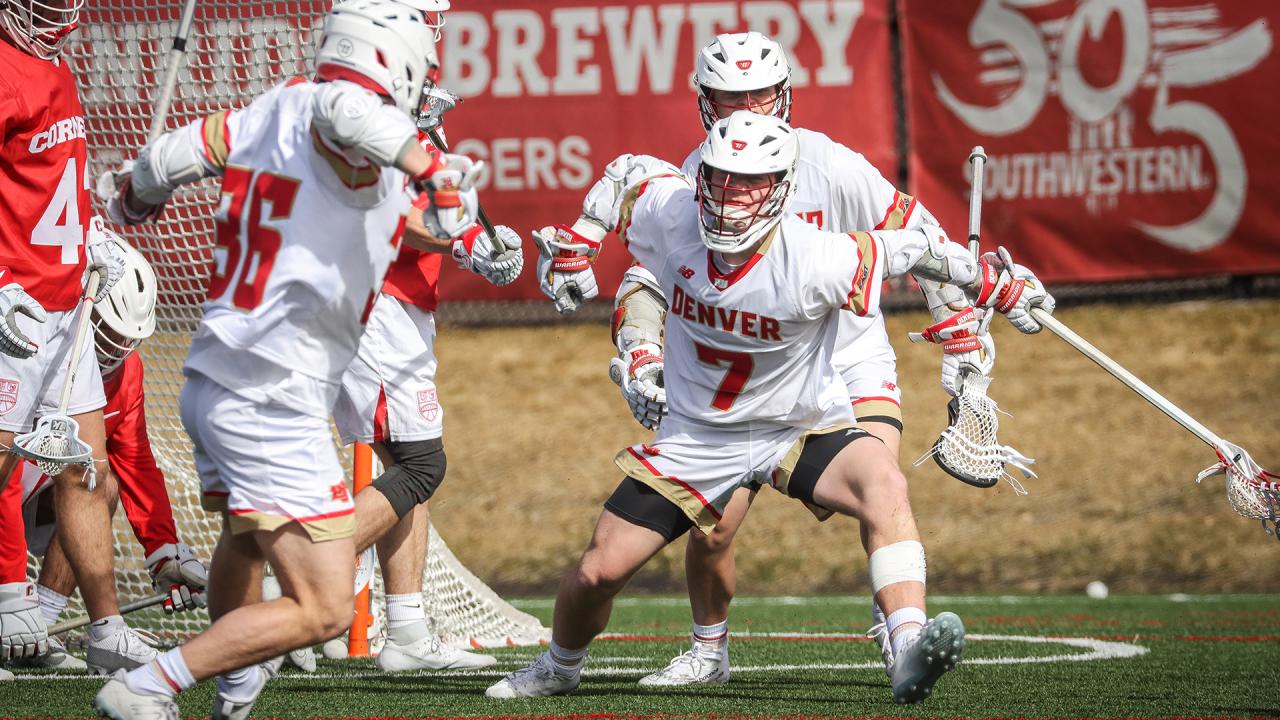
[10,271,101,481]
[1029,307,1280,535]
[148,0,200,144]
[48,593,168,636]
[914,146,1037,491]
[416,87,503,260]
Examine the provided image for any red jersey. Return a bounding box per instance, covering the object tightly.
[101,352,178,555]
[382,244,442,311]
[0,41,90,312]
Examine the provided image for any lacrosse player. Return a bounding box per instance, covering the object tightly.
[550,31,1004,686]
[91,2,482,716]
[0,1,155,678]
[491,113,1055,704]
[331,125,521,672]
[8,241,208,674]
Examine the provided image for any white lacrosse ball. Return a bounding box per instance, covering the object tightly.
[322,637,349,659]
[1085,580,1109,600]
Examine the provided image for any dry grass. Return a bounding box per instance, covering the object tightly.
[425,300,1280,595]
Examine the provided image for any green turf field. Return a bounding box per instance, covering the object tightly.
[4,594,1277,718]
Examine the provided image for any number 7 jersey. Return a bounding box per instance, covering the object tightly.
[620,175,888,431]
[183,79,412,418]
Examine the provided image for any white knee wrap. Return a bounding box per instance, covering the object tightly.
[868,540,926,594]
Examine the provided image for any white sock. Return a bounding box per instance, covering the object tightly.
[126,650,195,698]
[87,614,126,642]
[691,619,728,653]
[886,607,927,657]
[36,584,68,626]
[217,664,263,700]
[385,593,429,643]
[547,640,587,675]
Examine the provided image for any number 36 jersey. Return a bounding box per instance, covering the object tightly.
[183,79,412,418]
[620,174,893,431]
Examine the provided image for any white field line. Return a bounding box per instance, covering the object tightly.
[508,593,1270,610]
[13,633,1146,682]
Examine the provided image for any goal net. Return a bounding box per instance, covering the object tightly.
[24,1,548,650]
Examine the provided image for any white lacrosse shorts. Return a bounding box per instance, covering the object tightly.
[0,308,106,432]
[333,294,443,446]
[842,354,903,429]
[613,404,856,535]
[180,372,355,542]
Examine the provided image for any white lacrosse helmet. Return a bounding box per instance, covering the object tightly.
[0,0,85,59]
[390,0,449,41]
[696,111,799,254]
[315,0,441,116]
[92,241,157,376]
[694,32,792,131]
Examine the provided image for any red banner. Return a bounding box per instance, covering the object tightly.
[901,0,1280,283]
[436,0,896,300]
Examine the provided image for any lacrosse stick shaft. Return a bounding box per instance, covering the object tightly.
[967,146,987,258]
[147,0,200,143]
[55,270,100,414]
[1029,308,1227,453]
[424,126,501,258]
[48,594,168,635]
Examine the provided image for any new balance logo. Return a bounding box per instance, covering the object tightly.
[330,483,350,502]
[679,265,695,279]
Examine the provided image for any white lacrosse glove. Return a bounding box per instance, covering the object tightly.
[0,268,47,359]
[608,343,667,430]
[0,582,49,661]
[95,160,165,226]
[85,216,128,298]
[451,224,524,287]
[911,307,996,397]
[532,223,601,314]
[145,542,209,614]
[974,246,1056,334]
[413,153,483,240]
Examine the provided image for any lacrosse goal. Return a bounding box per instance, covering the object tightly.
[23,0,547,650]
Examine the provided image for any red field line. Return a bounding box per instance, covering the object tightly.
[310,715,1280,720]
[1088,634,1280,642]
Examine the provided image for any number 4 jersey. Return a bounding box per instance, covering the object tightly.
[0,41,90,312]
[183,79,413,418]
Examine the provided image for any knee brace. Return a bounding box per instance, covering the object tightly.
[868,540,927,594]
[370,438,446,519]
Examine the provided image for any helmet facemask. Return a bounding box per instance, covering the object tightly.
[697,165,792,255]
[697,80,792,131]
[0,0,85,60]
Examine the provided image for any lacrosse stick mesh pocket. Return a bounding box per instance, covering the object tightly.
[915,375,1035,492]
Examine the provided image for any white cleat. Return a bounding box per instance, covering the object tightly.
[890,611,965,705]
[377,634,496,671]
[485,651,579,699]
[212,659,279,720]
[10,635,88,672]
[285,646,317,673]
[638,648,730,686]
[865,621,894,678]
[87,626,159,676]
[92,669,178,720]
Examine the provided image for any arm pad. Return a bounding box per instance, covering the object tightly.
[131,122,220,204]
[881,225,983,290]
[311,80,418,167]
[612,266,666,354]
[582,153,684,232]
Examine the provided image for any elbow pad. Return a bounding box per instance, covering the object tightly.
[311,81,417,167]
[612,265,666,354]
[883,225,982,287]
[582,153,685,232]
[131,122,216,205]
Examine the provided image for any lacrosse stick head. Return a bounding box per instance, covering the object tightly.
[10,413,93,478]
[1196,441,1280,525]
[417,86,460,131]
[916,373,1036,491]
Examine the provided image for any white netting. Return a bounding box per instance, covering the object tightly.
[25,1,547,650]
[915,374,1036,493]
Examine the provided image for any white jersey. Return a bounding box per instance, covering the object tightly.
[680,128,927,378]
[183,79,412,417]
[620,175,893,430]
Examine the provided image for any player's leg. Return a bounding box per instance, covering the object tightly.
[854,417,902,675]
[782,430,963,704]
[0,459,47,670]
[15,530,88,671]
[487,478,692,699]
[639,486,756,686]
